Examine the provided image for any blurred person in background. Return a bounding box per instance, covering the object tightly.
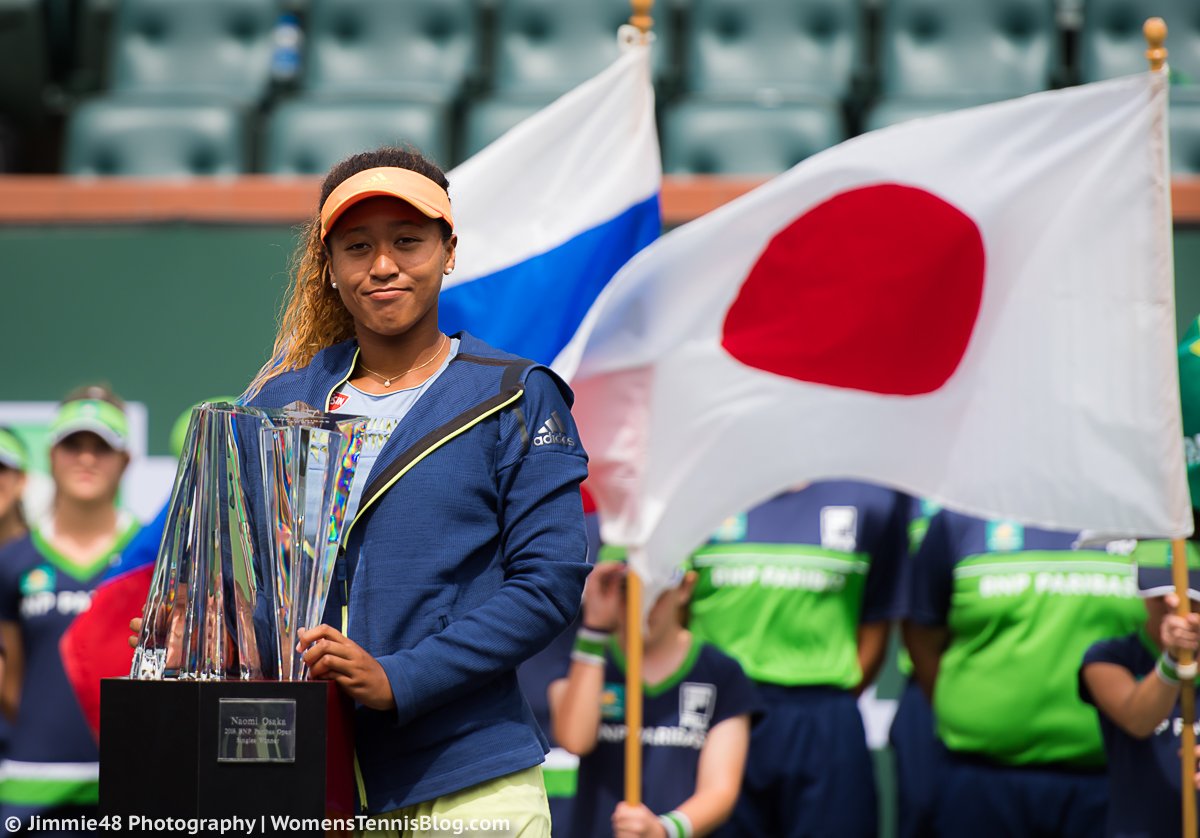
[1079,540,1200,838]
[0,386,138,835]
[888,496,950,838]
[515,502,602,835]
[549,557,755,838]
[904,510,1143,837]
[1077,314,1200,838]
[0,428,28,549]
[690,481,909,838]
[0,427,30,771]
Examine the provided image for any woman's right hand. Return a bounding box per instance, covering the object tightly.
[128,617,143,648]
[581,562,625,632]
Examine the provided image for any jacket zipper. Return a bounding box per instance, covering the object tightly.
[335,382,525,812]
[323,347,369,809]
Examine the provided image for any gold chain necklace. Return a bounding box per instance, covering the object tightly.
[357,334,448,388]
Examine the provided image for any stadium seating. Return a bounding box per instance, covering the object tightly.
[1079,0,1200,88]
[878,0,1060,99]
[302,0,480,103]
[490,0,674,95]
[262,97,452,174]
[684,0,865,101]
[106,0,277,103]
[662,99,844,175]
[62,0,275,176]
[465,0,674,164]
[64,98,249,177]
[31,0,1200,176]
[461,96,547,159]
[864,0,1059,142]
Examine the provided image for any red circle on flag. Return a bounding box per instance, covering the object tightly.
[580,481,597,514]
[721,183,985,395]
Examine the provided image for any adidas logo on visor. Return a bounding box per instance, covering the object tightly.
[533,411,576,448]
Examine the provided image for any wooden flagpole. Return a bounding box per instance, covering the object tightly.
[622,4,652,809]
[1172,538,1198,837]
[624,567,644,805]
[1145,18,1198,837]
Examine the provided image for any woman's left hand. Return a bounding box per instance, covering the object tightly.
[611,802,667,838]
[1163,594,1200,657]
[297,625,395,711]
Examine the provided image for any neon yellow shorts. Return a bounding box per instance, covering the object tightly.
[356,765,552,838]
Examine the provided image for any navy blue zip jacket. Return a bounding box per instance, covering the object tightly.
[248,332,590,812]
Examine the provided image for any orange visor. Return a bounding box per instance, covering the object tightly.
[320,167,454,242]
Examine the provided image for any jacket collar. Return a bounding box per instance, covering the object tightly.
[311,331,514,491]
[293,331,506,410]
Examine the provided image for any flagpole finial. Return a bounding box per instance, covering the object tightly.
[1144,17,1168,72]
[629,0,654,36]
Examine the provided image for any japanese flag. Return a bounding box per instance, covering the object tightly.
[555,72,1191,591]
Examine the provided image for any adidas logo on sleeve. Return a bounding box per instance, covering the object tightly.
[533,411,576,448]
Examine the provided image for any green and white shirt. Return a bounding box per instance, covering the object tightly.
[0,515,139,813]
[907,510,1142,766]
[688,481,908,689]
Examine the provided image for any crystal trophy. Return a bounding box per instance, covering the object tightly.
[130,402,366,681]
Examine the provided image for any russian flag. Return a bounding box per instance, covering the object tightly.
[439,37,661,365]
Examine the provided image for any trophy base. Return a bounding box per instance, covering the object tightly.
[100,678,354,836]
